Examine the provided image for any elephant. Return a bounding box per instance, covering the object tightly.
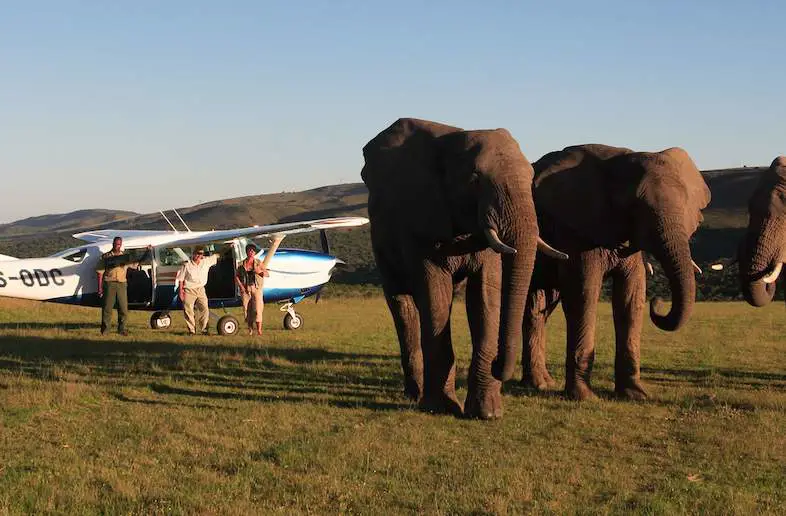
[738,156,786,306]
[521,144,710,401]
[361,118,566,419]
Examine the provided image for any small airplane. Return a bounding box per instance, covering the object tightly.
[0,214,369,335]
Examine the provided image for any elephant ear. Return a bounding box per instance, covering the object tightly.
[534,144,633,249]
[612,147,711,235]
[361,118,462,246]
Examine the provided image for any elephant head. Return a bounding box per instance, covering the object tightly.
[738,156,786,307]
[534,144,710,331]
[362,118,564,380]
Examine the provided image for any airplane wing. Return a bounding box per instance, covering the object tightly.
[74,217,369,246]
[166,217,369,247]
[72,230,177,243]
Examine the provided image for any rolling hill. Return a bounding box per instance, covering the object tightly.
[0,167,771,297]
[0,209,139,238]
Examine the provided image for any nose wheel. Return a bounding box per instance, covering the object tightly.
[280,302,304,330]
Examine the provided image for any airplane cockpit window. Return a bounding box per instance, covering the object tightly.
[51,247,88,263]
[156,244,217,266]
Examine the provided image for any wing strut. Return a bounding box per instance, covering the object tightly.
[262,234,285,267]
[159,211,179,232]
[173,209,192,232]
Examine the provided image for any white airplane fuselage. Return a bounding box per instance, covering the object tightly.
[0,234,344,310]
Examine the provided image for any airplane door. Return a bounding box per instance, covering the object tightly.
[150,247,158,306]
[125,247,154,307]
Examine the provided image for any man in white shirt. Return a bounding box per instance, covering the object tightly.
[176,246,220,334]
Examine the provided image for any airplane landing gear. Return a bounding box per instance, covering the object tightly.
[217,315,239,335]
[280,302,304,330]
[150,311,172,330]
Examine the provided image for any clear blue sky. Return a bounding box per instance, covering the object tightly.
[1,1,784,223]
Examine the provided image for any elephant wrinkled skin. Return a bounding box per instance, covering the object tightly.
[361,118,563,419]
[738,156,786,306]
[523,144,710,401]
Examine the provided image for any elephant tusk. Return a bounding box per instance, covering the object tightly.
[645,262,654,276]
[762,262,783,284]
[691,260,702,275]
[484,228,517,255]
[537,237,569,260]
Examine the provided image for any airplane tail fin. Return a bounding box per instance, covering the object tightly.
[0,253,18,261]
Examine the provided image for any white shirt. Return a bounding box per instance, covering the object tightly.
[176,255,219,289]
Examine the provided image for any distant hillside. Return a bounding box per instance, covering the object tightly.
[691,166,765,264]
[0,209,139,238]
[0,168,774,298]
[0,183,374,283]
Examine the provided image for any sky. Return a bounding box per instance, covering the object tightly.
[1,1,784,223]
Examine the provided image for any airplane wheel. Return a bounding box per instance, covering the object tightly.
[283,312,303,330]
[217,315,239,336]
[150,311,171,330]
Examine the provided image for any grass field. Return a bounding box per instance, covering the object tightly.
[1,296,785,514]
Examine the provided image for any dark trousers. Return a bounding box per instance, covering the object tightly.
[101,281,129,333]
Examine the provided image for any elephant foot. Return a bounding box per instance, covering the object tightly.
[464,384,503,420]
[565,380,596,402]
[615,379,648,401]
[418,391,463,417]
[520,369,557,392]
[403,376,423,402]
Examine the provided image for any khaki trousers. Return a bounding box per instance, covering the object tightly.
[183,286,209,334]
[101,281,128,333]
[241,285,264,328]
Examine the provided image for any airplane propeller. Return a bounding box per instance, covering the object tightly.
[316,229,331,304]
[320,229,330,255]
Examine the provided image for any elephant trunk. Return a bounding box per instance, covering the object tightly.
[739,218,785,307]
[649,221,696,332]
[742,275,778,307]
[492,226,537,381]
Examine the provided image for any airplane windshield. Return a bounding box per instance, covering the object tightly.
[49,247,88,263]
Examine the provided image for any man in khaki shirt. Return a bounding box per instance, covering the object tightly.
[95,237,151,335]
[176,246,220,335]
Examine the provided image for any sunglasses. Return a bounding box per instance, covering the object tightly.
[195,252,205,256]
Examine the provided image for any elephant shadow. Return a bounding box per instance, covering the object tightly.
[0,335,409,412]
[642,366,786,391]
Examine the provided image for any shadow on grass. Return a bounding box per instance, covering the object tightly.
[0,322,98,330]
[643,366,786,390]
[0,334,408,412]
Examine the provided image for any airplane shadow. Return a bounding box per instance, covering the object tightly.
[0,334,408,412]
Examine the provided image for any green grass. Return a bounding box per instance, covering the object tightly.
[1,297,785,514]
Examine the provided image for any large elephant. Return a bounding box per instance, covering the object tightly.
[361,118,566,419]
[522,144,710,400]
[738,156,786,306]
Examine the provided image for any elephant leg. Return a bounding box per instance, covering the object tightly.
[417,261,462,416]
[521,288,559,391]
[560,250,604,401]
[371,223,424,402]
[384,293,423,402]
[611,255,648,400]
[464,264,503,419]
